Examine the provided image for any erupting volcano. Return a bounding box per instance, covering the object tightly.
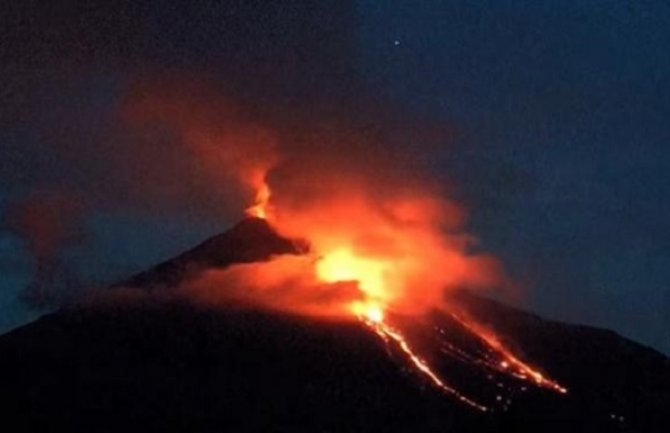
[1,81,666,433]
[4,1,670,431]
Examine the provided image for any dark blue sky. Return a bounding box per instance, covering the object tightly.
[358,0,669,353]
[1,1,668,353]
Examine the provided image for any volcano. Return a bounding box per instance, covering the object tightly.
[0,218,667,432]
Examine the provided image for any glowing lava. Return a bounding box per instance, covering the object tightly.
[364,313,489,411]
[315,247,489,411]
[316,248,390,310]
[448,312,568,394]
[312,238,570,410]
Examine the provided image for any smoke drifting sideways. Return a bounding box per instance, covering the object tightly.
[116,76,507,321]
[4,193,87,308]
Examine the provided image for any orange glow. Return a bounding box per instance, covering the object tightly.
[265,190,502,319]
[316,249,390,307]
[246,181,271,219]
[310,235,492,409]
[308,238,487,410]
[351,301,385,323]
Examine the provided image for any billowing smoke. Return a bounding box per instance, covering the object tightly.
[115,76,507,320]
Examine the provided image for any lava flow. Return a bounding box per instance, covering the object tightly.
[359,307,490,412]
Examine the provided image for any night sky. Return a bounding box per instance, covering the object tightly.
[1,1,668,354]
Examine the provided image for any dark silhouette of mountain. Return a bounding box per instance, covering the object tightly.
[0,218,667,432]
[119,218,301,290]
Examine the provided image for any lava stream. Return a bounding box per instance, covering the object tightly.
[448,312,567,394]
[359,308,489,412]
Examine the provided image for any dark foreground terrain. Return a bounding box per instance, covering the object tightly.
[0,219,668,432]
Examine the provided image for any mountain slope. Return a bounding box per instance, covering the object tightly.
[0,218,667,432]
